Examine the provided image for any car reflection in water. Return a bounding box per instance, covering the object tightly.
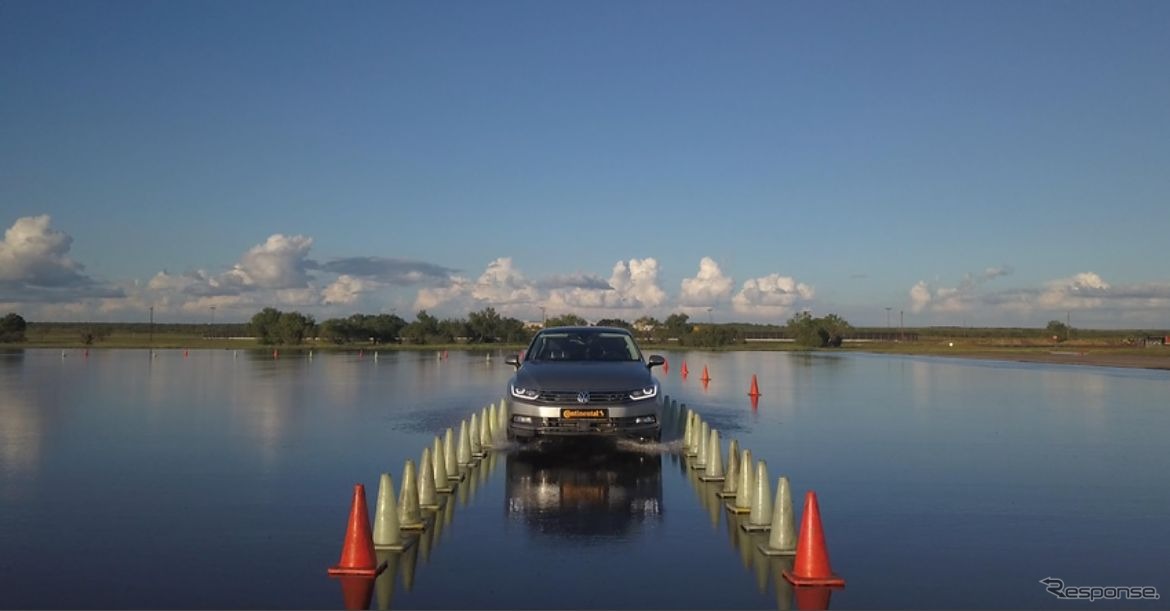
[505,440,663,540]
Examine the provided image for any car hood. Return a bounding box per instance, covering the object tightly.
[512,361,655,391]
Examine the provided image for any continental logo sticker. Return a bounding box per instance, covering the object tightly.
[561,408,607,419]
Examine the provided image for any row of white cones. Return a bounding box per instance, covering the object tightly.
[371,399,510,549]
[663,394,796,556]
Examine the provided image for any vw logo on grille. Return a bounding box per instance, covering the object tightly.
[576,391,590,404]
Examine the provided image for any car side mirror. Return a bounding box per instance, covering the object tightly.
[647,355,665,369]
[505,355,521,369]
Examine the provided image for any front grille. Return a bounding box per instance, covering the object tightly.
[535,390,629,404]
[539,416,645,431]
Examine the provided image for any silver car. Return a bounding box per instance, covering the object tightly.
[505,326,665,442]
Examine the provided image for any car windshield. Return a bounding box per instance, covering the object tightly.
[528,330,642,362]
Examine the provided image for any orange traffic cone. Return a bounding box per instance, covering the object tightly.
[701,365,711,382]
[328,484,386,577]
[273,349,279,359]
[337,575,375,610]
[681,361,689,379]
[783,491,845,587]
[749,374,761,397]
[663,358,669,375]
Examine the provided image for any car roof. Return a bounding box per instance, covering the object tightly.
[537,326,631,335]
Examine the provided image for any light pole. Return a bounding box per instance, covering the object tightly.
[149,306,154,347]
[540,306,546,327]
[885,307,892,329]
[706,307,713,324]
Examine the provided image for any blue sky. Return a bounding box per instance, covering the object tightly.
[2,0,1168,327]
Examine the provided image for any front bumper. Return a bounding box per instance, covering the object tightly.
[508,401,660,438]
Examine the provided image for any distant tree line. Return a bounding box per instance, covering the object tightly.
[16,308,1158,349]
[248,307,535,346]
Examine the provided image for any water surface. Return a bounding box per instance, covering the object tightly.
[1,348,1165,608]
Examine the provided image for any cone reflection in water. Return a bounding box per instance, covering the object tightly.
[782,491,846,587]
[735,515,754,571]
[718,439,740,498]
[418,449,438,510]
[337,576,375,611]
[750,393,760,411]
[754,545,769,593]
[443,428,460,481]
[477,449,491,486]
[374,550,400,611]
[470,412,484,457]
[699,428,724,481]
[744,460,773,532]
[759,475,796,556]
[730,449,753,513]
[457,466,471,507]
[419,505,437,563]
[372,473,406,550]
[775,556,796,611]
[794,587,833,611]
[399,533,419,592]
[440,484,456,536]
[706,484,720,527]
[328,484,384,577]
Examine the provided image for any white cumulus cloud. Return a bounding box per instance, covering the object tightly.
[470,257,540,305]
[909,281,933,313]
[680,257,734,307]
[322,274,373,305]
[547,258,667,312]
[731,273,814,318]
[413,258,539,315]
[1035,272,1111,309]
[224,234,314,289]
[0,215,86,286]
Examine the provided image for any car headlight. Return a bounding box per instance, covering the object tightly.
[510,384,540,400]
[628,385,658,401]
